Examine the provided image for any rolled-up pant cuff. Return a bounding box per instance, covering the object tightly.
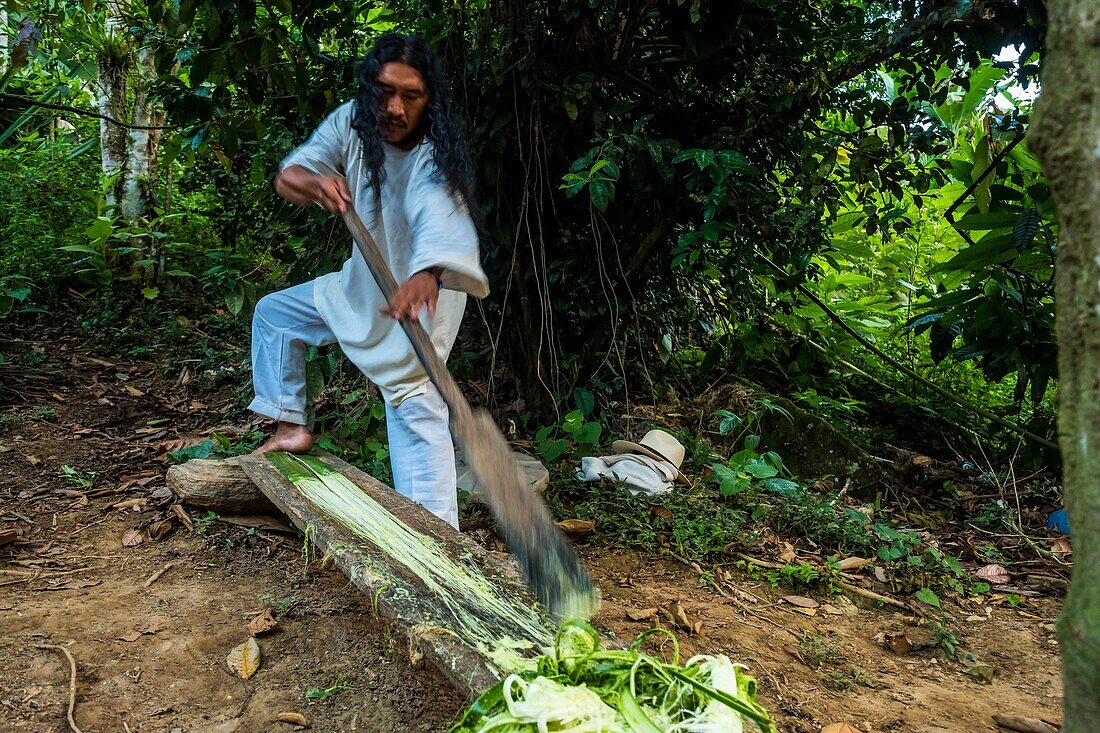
[248,396,309,426]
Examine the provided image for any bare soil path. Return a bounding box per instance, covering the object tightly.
[1,339,1064,732]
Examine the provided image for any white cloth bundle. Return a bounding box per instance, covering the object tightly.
[576,453,678,496]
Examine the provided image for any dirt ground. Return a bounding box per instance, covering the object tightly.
[0,339,1065,732]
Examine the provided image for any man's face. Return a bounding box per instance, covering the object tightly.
[377,61,429,147]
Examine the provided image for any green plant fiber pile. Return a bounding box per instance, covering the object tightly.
[450,621,775,733]
[268,452,553,662]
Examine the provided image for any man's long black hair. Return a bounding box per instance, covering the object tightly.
[351,34,476,214]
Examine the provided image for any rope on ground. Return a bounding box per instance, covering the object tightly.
[34,644,82,733]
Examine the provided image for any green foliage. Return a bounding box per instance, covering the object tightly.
[60,464,98,490]
[0,142,98,307]
[750,561,822,590]
[306,675,352,703]
[535,409,603,463]
[710,435,794,498]
[165,431,265,464]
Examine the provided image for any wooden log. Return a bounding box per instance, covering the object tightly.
[235,453,555,699]
[170,450,550,513]
[166,457,276,513]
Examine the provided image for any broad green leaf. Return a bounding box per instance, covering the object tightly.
[574,422,602,445]
[59,244,101,255]
[1012,208,1040,250]
[953,212,1020,231]
[562,410,584,434]
[915,587,941,608]
[573,387,596,417]
[939,232,1016,271]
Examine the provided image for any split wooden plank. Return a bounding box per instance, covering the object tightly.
[235,452,555,699]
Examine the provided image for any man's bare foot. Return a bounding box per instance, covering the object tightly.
[252,421,315,454]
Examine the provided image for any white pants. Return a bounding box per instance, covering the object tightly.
[249,280,459,527]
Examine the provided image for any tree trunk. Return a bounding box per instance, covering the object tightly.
[124,43,165,279]
[1029,2,1100,730]
[96,5,130,211]
[122,44,162,224]
[1,9,9,71]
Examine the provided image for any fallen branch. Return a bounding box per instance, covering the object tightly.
[143,561,179,588]
[734,552,911,611]
[0,92,176,130]
[34,644,82,733]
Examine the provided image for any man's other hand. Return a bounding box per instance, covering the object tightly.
[274,165,351,213]
[384,270,441,321]
[313,175,352,213]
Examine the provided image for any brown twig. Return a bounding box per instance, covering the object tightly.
[143,561,179,588]
[34,644,82,733]
[0,92,176,130]
[0,576,33,587]
[832,579,911,611]
[734,552,912,611]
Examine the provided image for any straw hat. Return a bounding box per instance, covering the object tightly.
[612,429,690,485]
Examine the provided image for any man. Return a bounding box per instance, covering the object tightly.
[249,34,487,529]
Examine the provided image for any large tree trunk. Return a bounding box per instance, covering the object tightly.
[1,10,9,70]
[124,43,165,279]
[1029,2,1100,730]
[122,44,162,224]
[96,4,130,211]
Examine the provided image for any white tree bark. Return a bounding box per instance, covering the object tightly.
[121,43,163,224]
[1,9,9,71]
[96,4,130,210]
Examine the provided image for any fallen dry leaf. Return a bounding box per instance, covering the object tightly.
[154,435,208,458]
[968,663,995,685]
[112,498,149,512]
[782,595,820,609]
[650,506,673,520]
[789,606,818,616]
[147,519,174,541]
[626,608,658,622]
[873,566,888,583]
[778,541,798,563]
[884,631,912,656]
[783,644,806,664]
[123,384,145,397]
[555,518,596,540]
[664,601,696,632]
[248,608,278,636]
[121,529,145,547]
[820,604,844,616]
[172,504,194,531]
[117,630,143,643]
[1050,538,1071,560]
[821,724,861,733]
[227,638,262,679]
[836,556,872,572]
[275,711,309,727]
[976,564,1011,585]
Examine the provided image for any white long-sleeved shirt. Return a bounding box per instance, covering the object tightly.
[280,101,489,406]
